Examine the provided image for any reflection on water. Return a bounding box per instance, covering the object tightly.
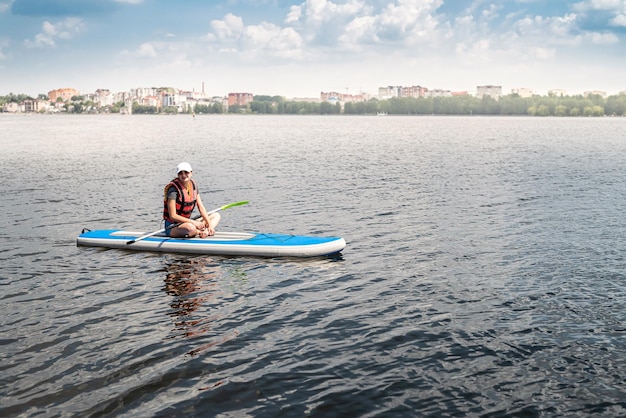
[164,259,220,338]
[163,258,240,357]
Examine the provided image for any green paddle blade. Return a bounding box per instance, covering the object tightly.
[220,201,249,210]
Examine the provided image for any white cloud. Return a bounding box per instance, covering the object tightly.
[302,0,365,25]
[290,0,370,46]
[205,0,447,60]
[451,7,583,67]
[206,14,304,61]
[286,0,446,49]
[0,1,12,13]
[338,15,379,45]
[375,0,443,44]
[452,14,479,39]
[238,22,303,59]
[252,24,301,50]
[481,3,501,20]
[585,31,620,43]
[208,13,245,42]
[285,4,302,24]
[610,13,626,26]
[137,42,157,57]
[573,0,625,12]
[463,0,491,15]
[573,0,626,27]
[511,13,579,45]
[24,18,85,48]
[506,8,623,49]
[456,38,492,62]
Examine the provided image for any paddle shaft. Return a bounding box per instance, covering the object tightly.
[126,200,248,245]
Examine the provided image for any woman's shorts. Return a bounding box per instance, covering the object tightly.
[164,220,175,236]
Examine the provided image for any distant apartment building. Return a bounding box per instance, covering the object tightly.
[23,99,37,112]
[183,89,208,100]
[140,95,161,107]
[91,89,115,107]
[378,86,402,99]
[132,87,157,99]
[48,87,80,102]
[159,91,192,112]
[2,102,20,113]
[320,91,340,102]
[377,85,427,99]
[320,91,368,103]
[476,85,502,100]
[451,91,469,96]
[228,92,253,107]
[3,99,50,113]
[161,92,176,108]
[401,85,428,98]
[511,88,533,98]
[548,89,568,97]
[426,89,452,98]
[115,91,131,105]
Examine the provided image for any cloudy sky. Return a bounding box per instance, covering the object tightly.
[1,0,625,98]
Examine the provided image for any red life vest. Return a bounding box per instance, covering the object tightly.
[163,178,197,222]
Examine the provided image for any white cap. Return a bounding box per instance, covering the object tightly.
[176,162,192,173]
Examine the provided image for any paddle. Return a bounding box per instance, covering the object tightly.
[126,200,249,245]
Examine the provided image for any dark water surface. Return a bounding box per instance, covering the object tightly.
[1,114,625,417]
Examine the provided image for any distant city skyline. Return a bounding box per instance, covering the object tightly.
[1,1,625,98]
[3,81,625,102]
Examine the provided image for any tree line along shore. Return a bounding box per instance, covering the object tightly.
[2,92,625,116]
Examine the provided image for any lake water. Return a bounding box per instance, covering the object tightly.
[1,114,625,417]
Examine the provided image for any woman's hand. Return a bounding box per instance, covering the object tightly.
[194,220,214,238]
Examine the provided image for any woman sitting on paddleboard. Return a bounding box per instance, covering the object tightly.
[163,162,220,238]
